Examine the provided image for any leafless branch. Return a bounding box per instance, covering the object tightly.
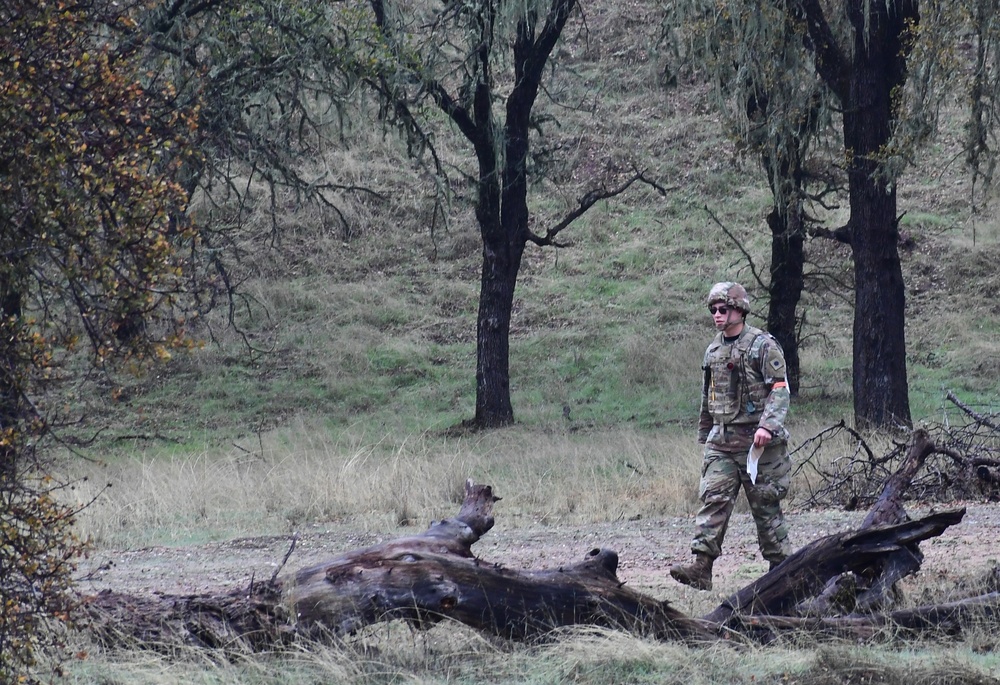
[528,171,674,247]
[809,222,853,245]
[947,390,1000,431]
[795,408,1000,509]
[270,533,300,585]
[703,204,767,291]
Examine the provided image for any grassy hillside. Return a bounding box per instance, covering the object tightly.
[88,2,1000,449]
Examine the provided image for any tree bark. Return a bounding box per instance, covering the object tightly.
[861,429,936,529]
[749,85,811,398]
[796,0,917,430]
[474,234,523,427]
[843,0,914,430]
[468,0,576,428]
[765,204,804,396]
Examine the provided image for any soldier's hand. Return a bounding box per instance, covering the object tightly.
[753,427,772,448]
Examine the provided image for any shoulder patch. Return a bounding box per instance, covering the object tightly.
[770,358,783,371]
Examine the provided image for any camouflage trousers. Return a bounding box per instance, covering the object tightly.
[690,442,792,563]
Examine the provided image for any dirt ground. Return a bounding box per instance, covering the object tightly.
[78,500,1000,614]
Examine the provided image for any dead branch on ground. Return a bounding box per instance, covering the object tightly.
[795,393,1000,508]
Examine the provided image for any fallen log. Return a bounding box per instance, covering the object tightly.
[87,480,716,650]
[735,591,1000,642]
[710,428,951,627]
[85,430,988,650]
[84,584,291,652]
[288,542,716,642]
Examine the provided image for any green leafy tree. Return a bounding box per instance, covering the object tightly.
[1,0,200,678]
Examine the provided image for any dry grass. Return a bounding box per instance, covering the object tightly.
[66,625,1000,684]
[70,422,707,548]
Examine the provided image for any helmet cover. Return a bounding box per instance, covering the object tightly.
[707,282,750,313]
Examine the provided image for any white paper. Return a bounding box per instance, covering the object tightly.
[747,444,764,484]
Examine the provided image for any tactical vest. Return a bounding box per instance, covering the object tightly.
[703,325,772,425]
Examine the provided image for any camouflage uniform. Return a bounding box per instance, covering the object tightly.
[691,322,792,564]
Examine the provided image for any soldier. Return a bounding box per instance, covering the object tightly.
[670,282,792,591]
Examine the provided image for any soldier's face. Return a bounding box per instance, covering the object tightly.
[710,303,738,331]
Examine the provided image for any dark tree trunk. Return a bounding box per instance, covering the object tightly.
[468,0,575,428]
[0,271,23,479]
[371,0,581,429]
[843,0,913,430]
[765,206,805,396]
[747,86,811,398]
[474,232,524,427]
[798,0,916,430]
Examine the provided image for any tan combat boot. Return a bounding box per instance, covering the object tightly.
[669,553,714,590]
[767,555,788,572]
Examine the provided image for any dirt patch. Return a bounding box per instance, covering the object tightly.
[78,502,1000,610]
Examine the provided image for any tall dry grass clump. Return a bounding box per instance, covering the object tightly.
[69,409,868,550]
[69,421,711,548]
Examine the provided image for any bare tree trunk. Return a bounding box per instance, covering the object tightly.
[749,85,812,398]
[474,234,523,427]
[843,0,913,430]
[796,0,917,431]
[765,205,804,395]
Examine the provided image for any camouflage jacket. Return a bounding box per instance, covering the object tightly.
[697,324,790,452]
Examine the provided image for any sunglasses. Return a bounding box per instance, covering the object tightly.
[709,305,729,315]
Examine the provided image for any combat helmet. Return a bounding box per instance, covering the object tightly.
[707,282,750,314]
